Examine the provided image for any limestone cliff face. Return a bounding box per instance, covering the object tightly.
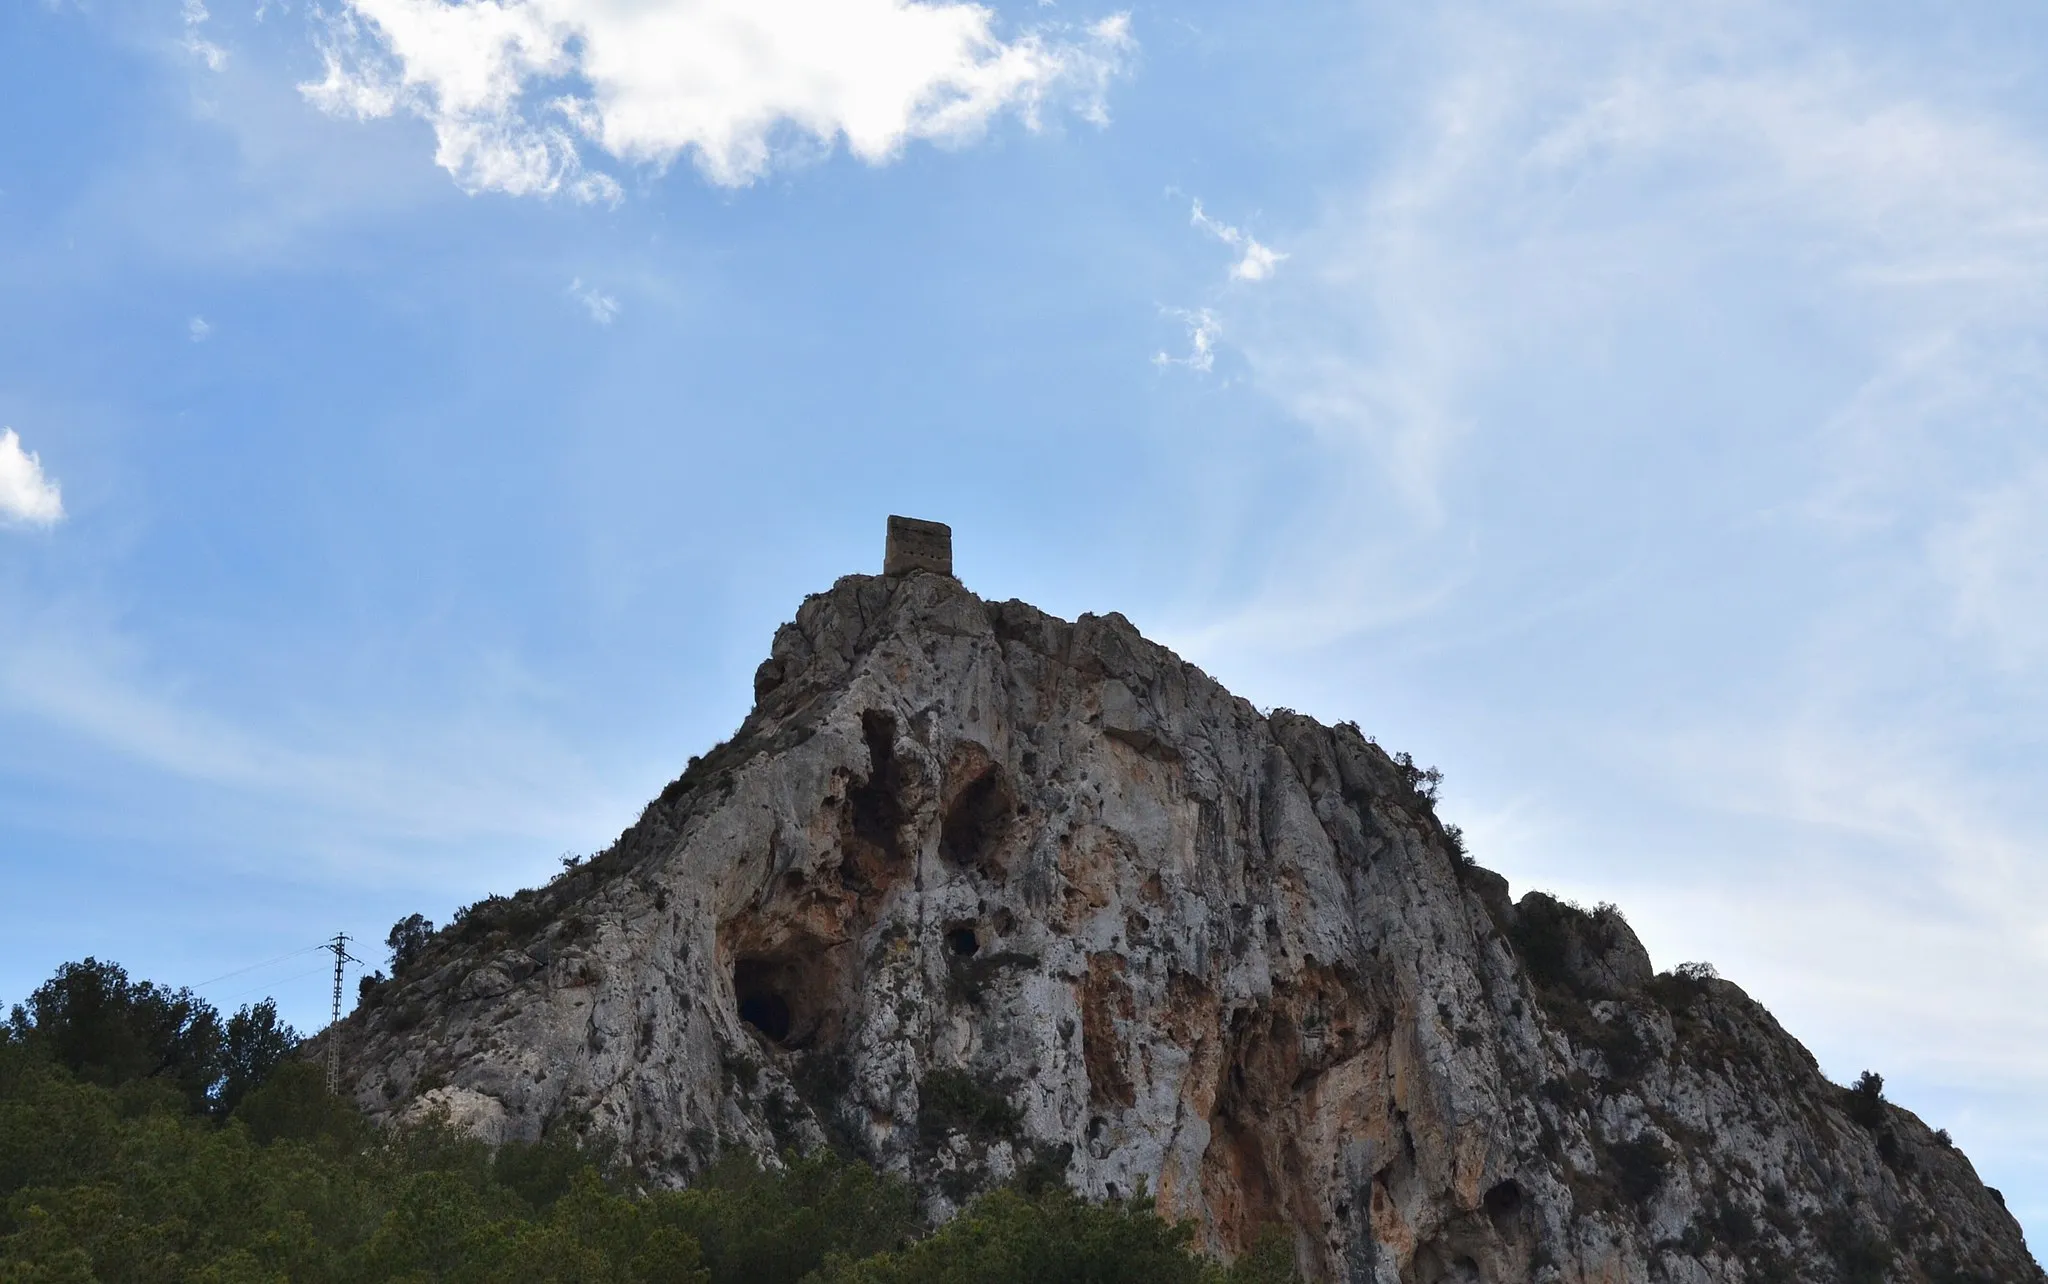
[338,571,2040,1284]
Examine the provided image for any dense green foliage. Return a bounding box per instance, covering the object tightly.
[6,959,298,1120]
[383,918,434,977]
[816,1191,1298,1284]
[2,961,1300,1283]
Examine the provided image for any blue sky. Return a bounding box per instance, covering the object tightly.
[2,0,2044,1249]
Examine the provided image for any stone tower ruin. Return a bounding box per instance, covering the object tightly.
[883,515,952,577]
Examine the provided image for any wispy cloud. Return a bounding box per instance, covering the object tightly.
[1152,306,1218,372]
[1172,5,2048,1230]
[566,278,618,325]
[181,0,227,71]
[0,429,64,528]
[301,0,1135,199]
[0,598,635,870]
[1206,5,2048,639]
[1189,198,1286,282]
[188,316,212,342]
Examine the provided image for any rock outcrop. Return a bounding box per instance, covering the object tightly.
[337,567,2041,1284]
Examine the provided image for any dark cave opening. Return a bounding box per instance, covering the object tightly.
[939,768,1013,866]
[733,960,793,1043]
[848,710,907,860]
[945,926,980,957]
[1483,1178,1523,1224]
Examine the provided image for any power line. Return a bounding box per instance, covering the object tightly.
[214,964,334,1007]
[190,943,331,991]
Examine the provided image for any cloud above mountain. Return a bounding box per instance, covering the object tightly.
[302,0,1134,198]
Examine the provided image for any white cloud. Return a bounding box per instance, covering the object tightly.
[188,316,212,342]
[1147,201,1281,389]
[1230,240,1284,283]
[567,277,618,325]
[1152,306,1218,372]
[182,0,227,70]
[1189,198,1286,282]
[0,429,65,528]
[302,0,1134,199]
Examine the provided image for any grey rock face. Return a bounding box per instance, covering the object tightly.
[338,571,2041,1284]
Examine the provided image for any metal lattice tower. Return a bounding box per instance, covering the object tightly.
[324,933,358,1093]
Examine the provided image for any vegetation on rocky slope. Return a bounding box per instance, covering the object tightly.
[1,959,1299,1283]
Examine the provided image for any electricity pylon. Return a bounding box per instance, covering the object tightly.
[324,932,360,1094]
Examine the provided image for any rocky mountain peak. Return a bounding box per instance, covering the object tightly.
[339,535,2041,1284]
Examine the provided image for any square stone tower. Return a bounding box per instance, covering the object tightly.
[884,515,953,577]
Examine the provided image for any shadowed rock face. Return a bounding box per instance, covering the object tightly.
[338,572,2041,1284]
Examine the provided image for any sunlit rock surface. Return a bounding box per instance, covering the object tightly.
[337,570,2041,1284]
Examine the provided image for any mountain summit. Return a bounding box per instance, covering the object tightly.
[337,522,2039,1284]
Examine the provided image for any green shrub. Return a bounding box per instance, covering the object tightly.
[1509,902,1578,992]
[2,960,1299,1284]
[1389,752,1443,803]
[651,1150,922,1284]
[917,1069,1022,1147]
[1606,1135,1670,1206]
[1646,962,1716,1012]
[1821,1209,1894,1284]
[815,1186,1298,1284]
[1590,1016,1650,1082]
[1845,1071,1886,1129]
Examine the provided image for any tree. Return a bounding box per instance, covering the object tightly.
[6,960,301,1123]
[1846,1071,1886,1129]
[215,999,299,1117]
[6,958,224,1112]
[231,1059,368,1151]
[387,914,436,974]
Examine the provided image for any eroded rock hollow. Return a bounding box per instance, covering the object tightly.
[338,567,2040,1284]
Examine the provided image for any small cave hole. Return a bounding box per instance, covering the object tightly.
[733,961,793,1043]
[1483,1178,1524,1223]
[945,926,980,957]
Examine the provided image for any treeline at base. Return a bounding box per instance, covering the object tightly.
[1,959,1299,1284]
